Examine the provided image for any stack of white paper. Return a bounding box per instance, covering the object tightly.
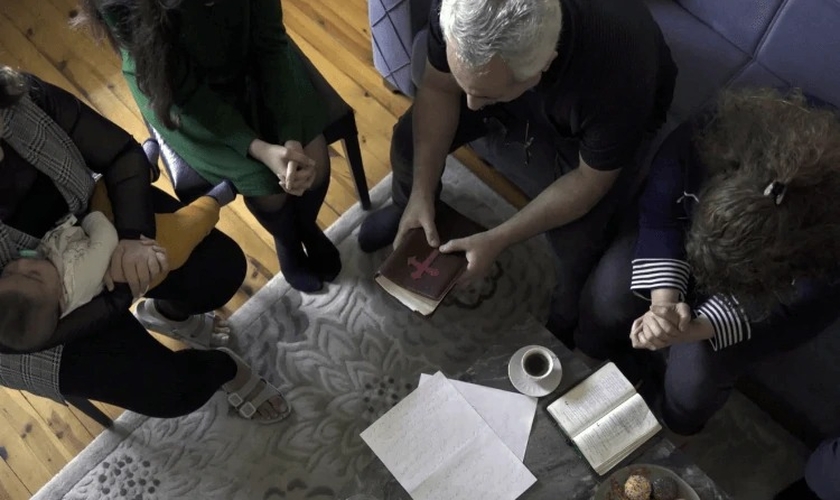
[360,372,538,500]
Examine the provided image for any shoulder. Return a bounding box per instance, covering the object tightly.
[20,74,82,130]
[426,0,443,35]
[568,0,662,36]
[425,0,450,73]
[563,0,667,80]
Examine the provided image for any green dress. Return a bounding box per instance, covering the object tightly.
[105,0,327,197]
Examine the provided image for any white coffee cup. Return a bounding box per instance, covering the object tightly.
[520,347,554,380]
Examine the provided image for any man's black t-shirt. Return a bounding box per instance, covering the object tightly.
[426,0,677,171]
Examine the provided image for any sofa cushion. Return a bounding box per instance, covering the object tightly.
[674,0,783,54]
[755,0,840,106]
[726,61,787,89]
[369,0,417,95]
[646,0,749,121]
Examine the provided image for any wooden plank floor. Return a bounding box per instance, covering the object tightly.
[0,1,527,497]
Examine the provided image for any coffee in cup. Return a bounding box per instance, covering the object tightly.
[521,347,553,379]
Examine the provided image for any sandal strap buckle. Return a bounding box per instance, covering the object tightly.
[239,402,257,419]
[227,392,244,407]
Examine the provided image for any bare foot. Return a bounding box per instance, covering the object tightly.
[222,354,289,421]
[209,315,231,346]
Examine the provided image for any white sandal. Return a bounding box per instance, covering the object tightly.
[134,299,230,349]
[218,347,292,424]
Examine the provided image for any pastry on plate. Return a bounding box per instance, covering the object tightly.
[624,474,652,500]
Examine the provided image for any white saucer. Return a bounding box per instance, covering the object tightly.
[508,345,563,398]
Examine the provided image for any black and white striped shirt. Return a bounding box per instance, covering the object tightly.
[630,120,750,350]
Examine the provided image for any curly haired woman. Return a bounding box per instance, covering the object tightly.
[574,88,840,436]
[78,0,341,297]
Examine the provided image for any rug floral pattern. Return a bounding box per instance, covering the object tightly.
[34,160,557,500]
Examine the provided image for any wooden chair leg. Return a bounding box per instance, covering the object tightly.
[327,111,371,210]
[341,133,371,210]
[66,396,113,429]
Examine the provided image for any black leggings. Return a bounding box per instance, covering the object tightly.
[58,189,245,417]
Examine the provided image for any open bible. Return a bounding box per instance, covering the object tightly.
[546,362,661,475]
[374,206,484,315]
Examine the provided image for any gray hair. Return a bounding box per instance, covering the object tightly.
[440,0,562,81]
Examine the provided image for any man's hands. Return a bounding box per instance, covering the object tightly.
[104,236,169,298]
[394,192,439,250]
[249,139,317,196]
[630,289,713,350]
[394,193,505,286]
[440,230,504,285]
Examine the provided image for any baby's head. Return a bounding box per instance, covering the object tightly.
[0,255,63,352]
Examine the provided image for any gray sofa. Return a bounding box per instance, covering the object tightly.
[368,0,840,447]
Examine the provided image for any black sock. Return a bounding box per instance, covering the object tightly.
[205,180,237,207]
[245,197,322,292]
[296,178,341,281]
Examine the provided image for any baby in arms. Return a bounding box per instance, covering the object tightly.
[0,181,235,353]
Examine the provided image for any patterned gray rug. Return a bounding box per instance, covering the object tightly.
[33,157,809,500]
[32,158,558,500]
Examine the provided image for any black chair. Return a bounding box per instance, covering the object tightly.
[67,396,113,428]
[148,44,371,208]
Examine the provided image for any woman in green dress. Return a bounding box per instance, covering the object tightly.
[79,0,341,295]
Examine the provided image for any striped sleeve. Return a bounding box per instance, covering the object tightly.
[695,295,752,350]
[630,258,691,299]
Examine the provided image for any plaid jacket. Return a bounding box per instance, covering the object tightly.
[1,74,155,402]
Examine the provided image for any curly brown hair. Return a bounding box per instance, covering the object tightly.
[0,65,28,109]
[686,88,840,315]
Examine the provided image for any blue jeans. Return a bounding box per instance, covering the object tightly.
[576,217,840,434]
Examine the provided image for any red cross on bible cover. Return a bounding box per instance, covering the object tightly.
[374,205,485,316]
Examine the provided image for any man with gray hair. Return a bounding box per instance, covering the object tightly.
[359,0,677,345]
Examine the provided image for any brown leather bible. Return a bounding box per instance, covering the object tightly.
[375,205,485,315]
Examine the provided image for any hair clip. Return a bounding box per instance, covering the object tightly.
[18,249,40,258]
[763,180,787,206]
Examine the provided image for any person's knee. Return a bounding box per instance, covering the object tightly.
[578,283,638,335]
[390,111,414,175]
[661,345,733,434]
[246,193,288,214]
[575,250,643,356]
[575,293,606,354]
[304,134,331,186]
[805,438,840,500]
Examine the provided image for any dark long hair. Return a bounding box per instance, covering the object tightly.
[76,0,182,129]
[686,88,840,315]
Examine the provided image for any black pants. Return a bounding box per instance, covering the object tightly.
[390,92,644,336]
[59,189,246,418]
[575,217,840,434]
